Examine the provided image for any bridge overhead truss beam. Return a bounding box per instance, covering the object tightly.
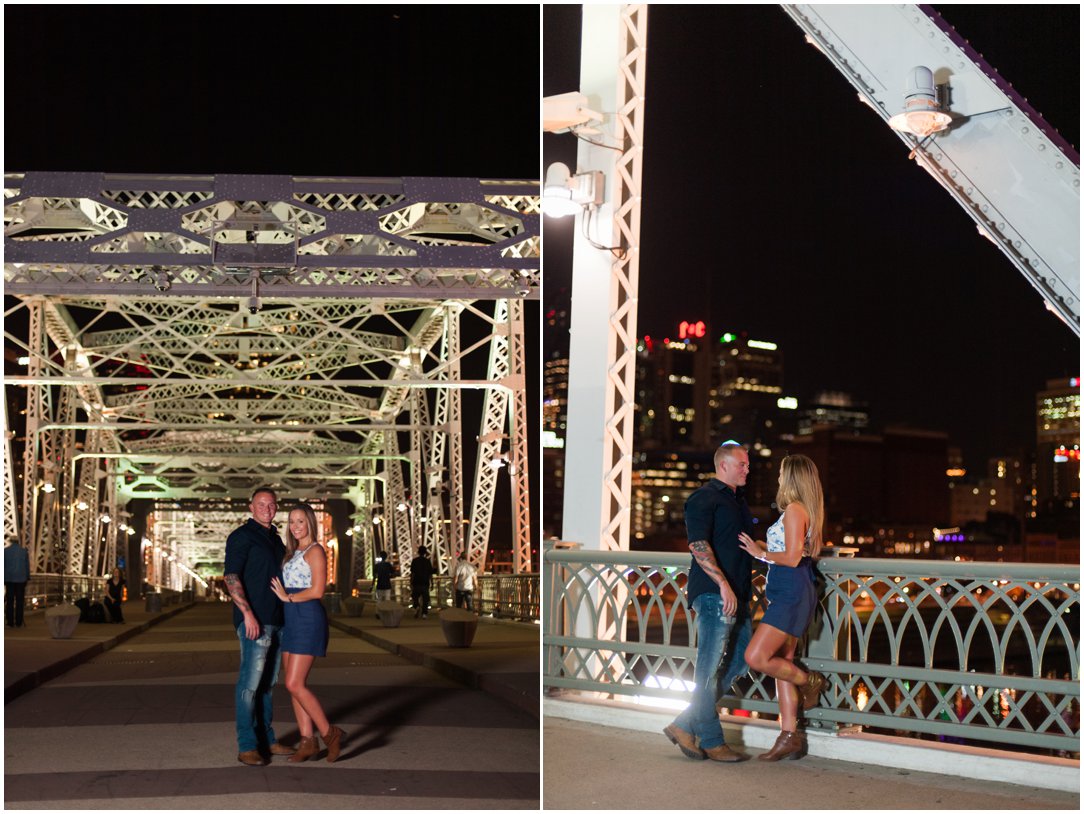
[5,174,537,583]
[4,173,539,301]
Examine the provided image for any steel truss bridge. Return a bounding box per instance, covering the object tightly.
[3,172,538,592]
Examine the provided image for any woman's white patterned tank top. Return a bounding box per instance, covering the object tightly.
[766,508,812,556]
[283,545,316,589]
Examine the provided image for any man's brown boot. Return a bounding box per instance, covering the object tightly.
[663,723,706,760]
[237,749,267,767]
[703,743,744,762]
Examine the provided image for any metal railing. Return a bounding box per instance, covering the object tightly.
[22,573,109,611]
[543,547,1080,754]
[361,573,540,621]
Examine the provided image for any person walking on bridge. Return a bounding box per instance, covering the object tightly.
[663,441,755,763]
[270,502,344,763]
[410,545,434,618]
[453,552,477,611]
[738,454,827,761]
[4,539,31,628]
[224,487,294,766]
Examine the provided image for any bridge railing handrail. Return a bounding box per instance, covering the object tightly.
[361,572,539,621]
[23,573,110,610]
[543,547,1080,754]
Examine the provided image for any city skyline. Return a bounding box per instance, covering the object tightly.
[544,4,1079,476]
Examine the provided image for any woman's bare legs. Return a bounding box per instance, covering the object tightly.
[775,636,800,732]
[744,622,808,686]
[282,653,314,737]
[283,652,329,737]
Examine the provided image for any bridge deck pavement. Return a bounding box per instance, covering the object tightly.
[3,601,539,809]
[543,710,1080,810]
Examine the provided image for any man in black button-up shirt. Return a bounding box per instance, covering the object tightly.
[664,443,755,763]
[224,487,291,766]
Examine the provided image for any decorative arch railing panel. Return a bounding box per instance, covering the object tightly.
[543,547,1080,754]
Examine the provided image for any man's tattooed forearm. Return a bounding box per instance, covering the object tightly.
[689,540,725,584]
[224,574,252,613]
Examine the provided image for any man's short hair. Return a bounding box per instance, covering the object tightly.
[251,487,277,502]
[714,442,747,470]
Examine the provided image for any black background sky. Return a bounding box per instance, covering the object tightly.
[4,4,541,550]
[544,4,1079,475]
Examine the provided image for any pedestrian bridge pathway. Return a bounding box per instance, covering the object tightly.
[543,698,1079,810]
[4,601,539,810]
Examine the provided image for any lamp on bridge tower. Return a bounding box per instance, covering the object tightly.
[888,65,953,138]
[541,162,604,218]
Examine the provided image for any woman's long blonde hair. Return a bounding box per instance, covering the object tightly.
[283,502,319,565]
[776,454,824,559]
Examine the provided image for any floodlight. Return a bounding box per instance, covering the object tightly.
[888,66,952,137]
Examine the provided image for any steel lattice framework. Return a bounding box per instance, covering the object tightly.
[4,172,537,587]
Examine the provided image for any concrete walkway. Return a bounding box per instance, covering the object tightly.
[543,698,1080,810]
[328,604,538,717]
[4,599,539,809]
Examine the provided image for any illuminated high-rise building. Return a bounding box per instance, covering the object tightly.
[542,291,572,537]
[635,330,714,447]
[1035,377,1080,506]
[798,391,870,435]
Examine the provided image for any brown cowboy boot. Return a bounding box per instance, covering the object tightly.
[799,671,826,710]
[758,730,806,761]
[287,736,318,763]
[322,725,344,763]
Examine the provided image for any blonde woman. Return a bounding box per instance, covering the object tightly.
[738,454,827,761]
[269,503,344,762]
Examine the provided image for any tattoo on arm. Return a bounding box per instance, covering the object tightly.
[689,540,728,589]
[223,574,252,614]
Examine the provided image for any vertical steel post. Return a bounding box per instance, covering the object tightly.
[561,5,647,554]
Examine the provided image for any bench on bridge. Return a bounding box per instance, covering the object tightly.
[342,597,366,617]
[44,603,81,639]
[439,608,478,647]
[376,601,405,628]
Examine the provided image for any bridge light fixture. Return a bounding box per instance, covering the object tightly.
[542,162,603,218]
[888,66,952,137]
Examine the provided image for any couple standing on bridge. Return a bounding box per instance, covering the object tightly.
[664,443,827,763]
[223,487,345,767]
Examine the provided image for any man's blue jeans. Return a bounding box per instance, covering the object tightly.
[235,622,282,753]
[672,593,752,750]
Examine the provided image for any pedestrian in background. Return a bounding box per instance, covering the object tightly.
[4,540,31,628]
[103,566,126,624]
[453,552,477,611]
[410,545,434,618]
[374,551,395,602]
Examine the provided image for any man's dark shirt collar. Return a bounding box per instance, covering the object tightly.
[246,518,279,536]
[709,478,746,499]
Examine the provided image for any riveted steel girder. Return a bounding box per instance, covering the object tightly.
[5,174,537,586]
[4,173,539,300]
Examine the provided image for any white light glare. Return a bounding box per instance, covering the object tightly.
[631,675,696,711]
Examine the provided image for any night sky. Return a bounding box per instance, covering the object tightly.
[4,5,541,545]
[5,5,538,179]
[544,4,1079,475]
